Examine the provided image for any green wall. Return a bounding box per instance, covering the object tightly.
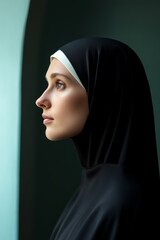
[0,1,30,239]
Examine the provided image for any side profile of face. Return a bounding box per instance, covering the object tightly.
[36,58,89,141]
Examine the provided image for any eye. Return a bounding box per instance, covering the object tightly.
[56,81,65,90]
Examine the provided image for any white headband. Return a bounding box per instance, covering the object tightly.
[50,50,84,89]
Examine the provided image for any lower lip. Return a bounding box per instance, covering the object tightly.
[43,119,53,124]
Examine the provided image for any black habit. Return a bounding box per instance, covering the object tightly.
[50,38,160,240]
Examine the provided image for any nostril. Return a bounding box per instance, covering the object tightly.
[36,98,51,109]
[40,103,46,108]
[35,97,45,108]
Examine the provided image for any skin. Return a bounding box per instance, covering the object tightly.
[36,58,89,141]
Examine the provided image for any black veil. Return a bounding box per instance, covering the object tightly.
[50,38,160,240]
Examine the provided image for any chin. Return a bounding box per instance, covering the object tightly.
[45,129,68,141]
[45,128,80,141]
[45,132,60,141]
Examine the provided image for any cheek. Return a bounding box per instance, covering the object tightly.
[60,91,87,119]
[55,90,89,135]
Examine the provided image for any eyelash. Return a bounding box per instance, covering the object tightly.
[55,81,65,90]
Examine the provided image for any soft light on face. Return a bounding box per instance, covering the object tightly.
[36,58,89,141]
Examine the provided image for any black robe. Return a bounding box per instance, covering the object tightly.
[50,38,160,240]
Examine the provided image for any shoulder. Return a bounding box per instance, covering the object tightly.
[99,168,144,214]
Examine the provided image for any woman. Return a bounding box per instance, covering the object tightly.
[36,38,160,240]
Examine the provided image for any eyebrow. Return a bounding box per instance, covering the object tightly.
[45,73,71,81]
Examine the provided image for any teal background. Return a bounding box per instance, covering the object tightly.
[19,0,160,239]
[0,0,30,239]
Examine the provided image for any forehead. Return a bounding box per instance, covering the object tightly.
[46,58,73,79]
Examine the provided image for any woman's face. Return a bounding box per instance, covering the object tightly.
[36,58,89,141]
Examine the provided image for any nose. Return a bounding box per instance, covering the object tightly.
[35,92,51,109]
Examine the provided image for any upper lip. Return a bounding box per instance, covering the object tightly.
[42,113,54,120]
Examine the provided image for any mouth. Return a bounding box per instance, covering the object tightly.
[42,113,54,125]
